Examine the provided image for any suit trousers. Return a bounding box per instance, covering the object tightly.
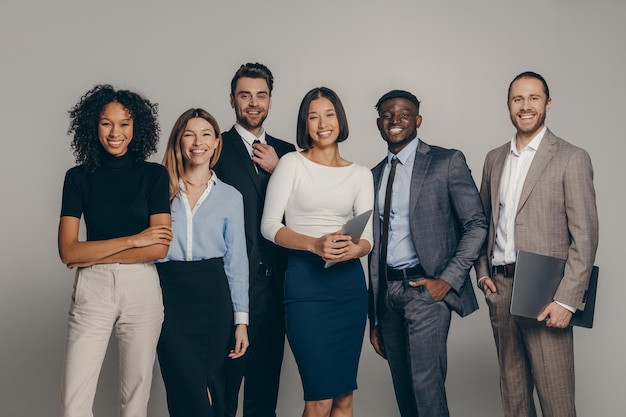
[223,266,285,417]
[485,272,576,417]
[61,262,164,417]
[379,280,452,417]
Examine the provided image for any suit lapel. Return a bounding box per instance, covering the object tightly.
[372,159,385,196]
[370,158,386,311]
[226,128,265,196]
[490,145,509,228]
[266,136,280,152]
[372,159,385,246]
[409,140,431,216]
[517,129,558,213]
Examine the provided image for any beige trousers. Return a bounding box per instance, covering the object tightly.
[61,262,164,417]
[485,272,576,417]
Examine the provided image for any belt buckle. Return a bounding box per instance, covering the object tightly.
[493,264,515,278]
[504,263,515,278]
[385,267,402,281]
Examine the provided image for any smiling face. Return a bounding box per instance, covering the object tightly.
[377,98,422,154]
[98,101,133,157]
[508,76,552,143]
[180,117,219,169]
[230,77,271,136]
[306,97,340,149]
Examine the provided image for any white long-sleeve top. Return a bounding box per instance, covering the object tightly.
[261,152,374,249]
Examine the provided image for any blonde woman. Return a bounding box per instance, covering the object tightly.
[158,108,249,417]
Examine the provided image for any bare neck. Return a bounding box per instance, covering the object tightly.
[303,144,349,167]
[183,163,212,186]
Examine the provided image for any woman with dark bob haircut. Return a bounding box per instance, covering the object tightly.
[157,108,249,417]
[295,87,350,149]
[261,87,373,417]
[58,84,172,417]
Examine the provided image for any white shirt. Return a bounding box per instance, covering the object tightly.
[261,152,374,249]
[492,127,546,266]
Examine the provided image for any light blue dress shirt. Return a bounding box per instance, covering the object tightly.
[377,139,420,269]
[158,174,249,324]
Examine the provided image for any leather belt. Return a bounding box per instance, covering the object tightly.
[386,264,426,281]
[492,263,516,278]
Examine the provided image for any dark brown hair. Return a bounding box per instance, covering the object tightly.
[296,87,349,150]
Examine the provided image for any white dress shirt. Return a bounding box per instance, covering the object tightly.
[492,127,546,266]
[234,123,266,157]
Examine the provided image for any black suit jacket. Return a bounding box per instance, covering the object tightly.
[214,127,295,284]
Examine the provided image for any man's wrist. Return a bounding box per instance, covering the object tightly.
[555,300,576,313]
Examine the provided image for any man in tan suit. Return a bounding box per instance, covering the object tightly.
[475,71,599,417]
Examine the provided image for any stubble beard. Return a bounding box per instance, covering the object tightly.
[512,110,547,139]
[236,105,267,131]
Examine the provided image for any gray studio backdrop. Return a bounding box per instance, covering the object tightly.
[1,1,623,416]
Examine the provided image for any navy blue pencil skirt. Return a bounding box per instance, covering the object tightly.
[285,250,368,401]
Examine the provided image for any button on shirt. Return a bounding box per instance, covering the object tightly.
[378,139,420,269]
[493,127,546,266]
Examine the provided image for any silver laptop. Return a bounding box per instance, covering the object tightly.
[510,250,598,328]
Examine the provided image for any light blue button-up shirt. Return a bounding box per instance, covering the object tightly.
[158,174,249,324]
[378,139,420,269]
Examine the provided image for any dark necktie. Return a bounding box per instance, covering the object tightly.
[380,157,399,278]
[252,140,269,184]
[253,139,271,264]
[252,139,261,162]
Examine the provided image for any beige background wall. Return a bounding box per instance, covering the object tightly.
[1,1,623,416]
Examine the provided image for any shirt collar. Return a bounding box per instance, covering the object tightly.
[510,126,546,156]
[178,171,217,193]
[234,123,266,146]
[387,138,419,165]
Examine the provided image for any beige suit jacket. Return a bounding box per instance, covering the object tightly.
[475,128,599,310]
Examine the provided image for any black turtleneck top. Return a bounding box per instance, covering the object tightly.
[60,152,170,241]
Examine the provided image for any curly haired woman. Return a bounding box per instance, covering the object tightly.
[58,84,172,417]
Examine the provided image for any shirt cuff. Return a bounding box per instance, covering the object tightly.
[555,301,576,313]
[478,276,490,285]
[234,312,249,325]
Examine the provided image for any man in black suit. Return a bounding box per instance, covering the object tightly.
[215,63,295,417]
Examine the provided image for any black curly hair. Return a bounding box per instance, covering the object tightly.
[68,84,160,173]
